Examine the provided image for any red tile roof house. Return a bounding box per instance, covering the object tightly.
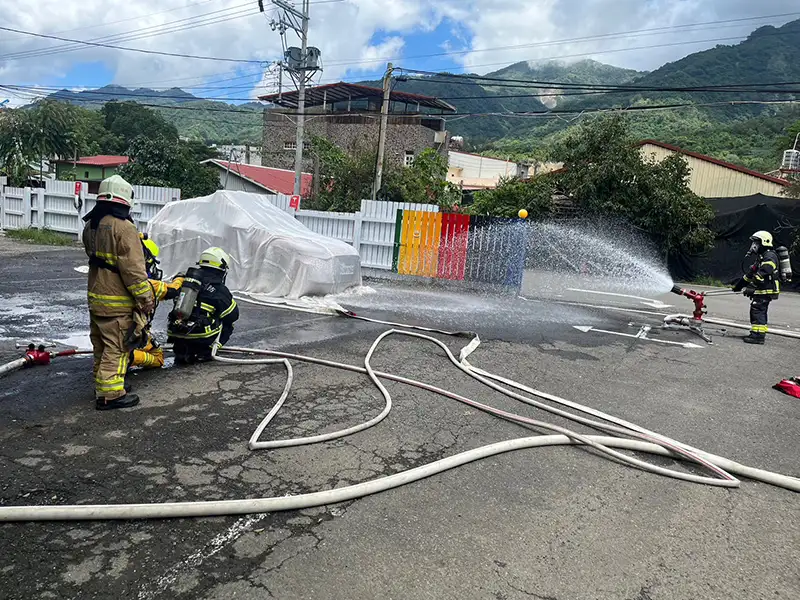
[53,155,129,194]
[201,159,312,197]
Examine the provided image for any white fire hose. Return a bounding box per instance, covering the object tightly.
[1,320,798,522]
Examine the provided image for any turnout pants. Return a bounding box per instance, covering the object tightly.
[130,334,164,369]
[749,297,772,339]
[89,313,133,400]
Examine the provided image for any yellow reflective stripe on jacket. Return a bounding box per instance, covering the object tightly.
[200,302,216,314]
[762,260,777,269]
[220,299,237,318]
[88,292,135,307]
[94,251,118,265]
[169,325,223,340]
[127,280,152,297]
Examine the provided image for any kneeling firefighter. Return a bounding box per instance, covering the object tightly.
[83,175,154,410]
[127,235,184,370]
[167,247,239,364]
[732,230,787,344]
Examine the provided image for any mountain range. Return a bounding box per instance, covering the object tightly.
[43,18,800,172]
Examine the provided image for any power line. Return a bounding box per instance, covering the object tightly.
[396,28,800,76]
[0,5,259,61]
[0,24,269,64]
[323,11,800,67]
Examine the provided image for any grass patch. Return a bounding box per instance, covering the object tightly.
[5,227,75,246]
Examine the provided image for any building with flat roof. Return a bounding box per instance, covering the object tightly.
[258,82,455,174]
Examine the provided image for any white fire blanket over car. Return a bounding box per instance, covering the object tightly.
[147,190,362,298]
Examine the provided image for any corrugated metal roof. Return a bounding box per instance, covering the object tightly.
[203,160,312,196]
[259,82,456,113]
[55,155,129,167]
[637,140,789,186]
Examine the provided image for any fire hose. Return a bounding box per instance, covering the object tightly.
[0,345,92,377]
[1,320,799,522]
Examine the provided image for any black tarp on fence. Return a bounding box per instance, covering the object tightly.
[669,194,800,288]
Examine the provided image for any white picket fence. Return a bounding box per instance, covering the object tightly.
[0,179,436,271]
[0,180,181,234]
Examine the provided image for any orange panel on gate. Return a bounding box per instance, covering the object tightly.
[397,210,442,277]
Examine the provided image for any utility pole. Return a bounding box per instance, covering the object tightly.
[372,62,393,201]
[269,0,320,197]
[292,0,309,197]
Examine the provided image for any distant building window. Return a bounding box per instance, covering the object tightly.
[284,141,309,151]
[404,151,415,167]
[84,171,90,178]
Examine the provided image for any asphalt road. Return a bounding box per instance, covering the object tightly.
[1,237,798,600]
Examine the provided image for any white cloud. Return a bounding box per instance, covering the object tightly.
[0,0,797,101]
[450,0,800,73]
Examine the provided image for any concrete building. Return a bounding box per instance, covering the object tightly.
[258,82,455,172]
[202,159,311,195]
[638,140,789,198]
[53,155,129,194]
[446,151,564,190]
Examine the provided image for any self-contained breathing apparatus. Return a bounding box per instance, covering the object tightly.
[168,266,207,336]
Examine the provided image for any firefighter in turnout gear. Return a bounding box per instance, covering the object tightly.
[732,230,780,344]
[167,247,239,364]
[127,235,184,370]
[83,175,154,410]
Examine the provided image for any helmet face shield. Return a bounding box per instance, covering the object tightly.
[198,247,231,271]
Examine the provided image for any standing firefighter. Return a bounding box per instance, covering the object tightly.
[733,231,780,344]
[167,247,239,364]
[83,175,154,409]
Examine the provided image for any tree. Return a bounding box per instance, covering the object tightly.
[552,115,714,255]
[0,100,79,185]
[383,149,460,209]
[307,137,381,212]
[101,102,179,153]
[27,100,77,165]
[470,175,555,218]
[119,135,219,198]
[0,110,36,185]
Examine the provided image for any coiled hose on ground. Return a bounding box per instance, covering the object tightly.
[1,317,798,522]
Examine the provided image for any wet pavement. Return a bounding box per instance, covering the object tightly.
[1,236,799,600]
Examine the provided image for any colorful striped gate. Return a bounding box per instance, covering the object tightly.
[393,210,527,288]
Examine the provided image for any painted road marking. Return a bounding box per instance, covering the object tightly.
[573,325,703,349]
[566,288,673,309]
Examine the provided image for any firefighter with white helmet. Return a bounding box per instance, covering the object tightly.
[83,175,154,409]
[167,247,239,364]
[732,230,780,344]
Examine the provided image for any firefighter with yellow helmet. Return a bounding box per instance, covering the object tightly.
[83,175,154,410]
[128,234,184,370]
[732,230,780,344]
[167,247,239,364]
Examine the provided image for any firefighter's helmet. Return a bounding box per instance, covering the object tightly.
[750,230,774,248]
[96,175,134,208]
[198,247,231,271]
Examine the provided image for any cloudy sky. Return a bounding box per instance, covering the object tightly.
[0,0,798,106]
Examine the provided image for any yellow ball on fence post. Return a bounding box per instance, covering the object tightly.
[518,209,529,219]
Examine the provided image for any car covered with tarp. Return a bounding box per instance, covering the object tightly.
[147,190,361,298]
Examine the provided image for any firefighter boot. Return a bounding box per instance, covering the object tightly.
[743,333,765,345]
[96,393,140,411]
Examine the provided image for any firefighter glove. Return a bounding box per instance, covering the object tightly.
[743,287,756,298]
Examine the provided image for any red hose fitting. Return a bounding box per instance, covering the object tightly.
[24,344,52,367]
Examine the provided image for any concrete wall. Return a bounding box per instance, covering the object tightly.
[262,112,447,171]
[639,144,788,198]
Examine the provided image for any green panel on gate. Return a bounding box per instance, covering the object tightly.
[391,208,403,272]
